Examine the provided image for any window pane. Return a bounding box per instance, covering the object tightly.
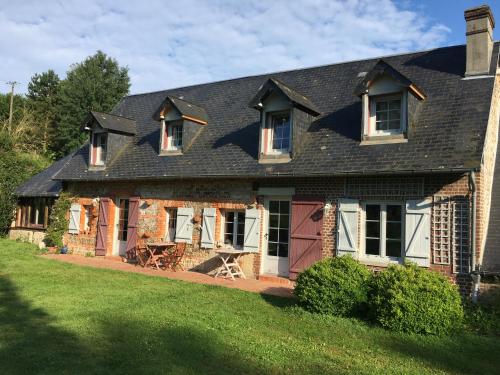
[389,110,401,121]
[376,111,388,121]
[268,242,278,256]
[387,205,401,221]
[279,201,290,214]
[366,239,380,255]
[279,229,289,243]
[269,229,278,242]
[376,101,387,111]
[280,214,289,229]
[278,243,289,258]
[269,201,279,214]
[269,214,279,228]
[386,240,401,257]
[388,120,401,130]
[386,223,402,240]
[366,205,380,220]
[389,99,401,110]
[236,234,244,247]
[226,211,235,222]
[366,221,380,238]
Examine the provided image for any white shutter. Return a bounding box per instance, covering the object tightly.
[201,208,216,249]
[244,208,260,252]
[175,207,194,244]
[337,199,359,257]
[68,203,81,234]
[405,199,431,267]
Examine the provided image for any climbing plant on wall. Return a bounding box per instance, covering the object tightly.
[45,193,72,248]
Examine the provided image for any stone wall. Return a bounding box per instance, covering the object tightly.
[9,228,46,246]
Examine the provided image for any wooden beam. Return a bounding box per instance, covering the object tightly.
[409,84,426,100]
[181,115,207,125]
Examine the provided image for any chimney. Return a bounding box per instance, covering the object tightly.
[465,5,495,76]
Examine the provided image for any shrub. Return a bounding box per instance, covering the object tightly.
[45,193,72,248]
[294,256,372,317]
[465,286,500,336]
[369,262,463,335]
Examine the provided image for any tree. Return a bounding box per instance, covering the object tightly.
[0,93,28,125]
[27,70,60,154]
[52,51,130,157]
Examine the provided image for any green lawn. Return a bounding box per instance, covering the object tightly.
[0,239,499,374]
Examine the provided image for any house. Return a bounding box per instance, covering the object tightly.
[11,5,500,293]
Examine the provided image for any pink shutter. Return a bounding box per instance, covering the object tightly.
[125,196,140,259]
[95,197,110,256]
[289,196,325,280]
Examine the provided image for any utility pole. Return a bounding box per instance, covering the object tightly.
[6,81,18,133]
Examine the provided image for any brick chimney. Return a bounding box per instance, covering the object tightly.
[464,5,495,76]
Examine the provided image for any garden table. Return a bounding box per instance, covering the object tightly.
[214,249,250,280]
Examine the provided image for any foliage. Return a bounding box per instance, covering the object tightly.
[0,149,50,236]
[369,262,464,335]
[44,193,72,248]
[294,256,372,316]
[1,239,500,375]
[465,286,500,336]
[27,69,60,155]
[0,93,28,124]
[52,51,130,157]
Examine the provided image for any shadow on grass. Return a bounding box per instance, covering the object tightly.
[0,274,95,374]
[373,330,500,375]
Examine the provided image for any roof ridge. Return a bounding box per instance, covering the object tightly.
[125,43,467,99]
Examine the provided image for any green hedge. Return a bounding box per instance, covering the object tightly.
[294,256,372,317]
[368,262,464,335]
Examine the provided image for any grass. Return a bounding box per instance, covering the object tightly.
[0,239,499,374]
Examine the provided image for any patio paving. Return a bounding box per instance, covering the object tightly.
[43,254,294,298]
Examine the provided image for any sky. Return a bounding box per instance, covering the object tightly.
[0,0,498,95]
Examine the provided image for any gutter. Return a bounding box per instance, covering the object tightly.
[469,170,480,303]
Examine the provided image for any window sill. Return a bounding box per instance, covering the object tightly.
[258,153,291,164]
[358,256,402,268]
[89,165,106,171]
[159,150,183,156]
[360,134,407,145]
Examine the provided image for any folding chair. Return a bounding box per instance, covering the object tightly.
[163,242,186,271]
[135,246,149,268]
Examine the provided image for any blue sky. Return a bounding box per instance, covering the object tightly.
[0,0,498,95]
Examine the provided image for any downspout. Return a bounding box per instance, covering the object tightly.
[469,170,480,302]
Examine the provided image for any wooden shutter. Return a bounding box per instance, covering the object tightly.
[68,203,81,234]
[125,197,140,259]
[95,198,110,256]
[201,207,216,249]
[289,196,324,280]
[244,208,260,252]
[175,207,194,244]
[405,199,431,267]
[337,199,359,257]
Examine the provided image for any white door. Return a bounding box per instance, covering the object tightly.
[113,198,129,256]
[262,198,290,277]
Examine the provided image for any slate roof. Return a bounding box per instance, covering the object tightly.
[16,153,73,197]
[81,111,136,135]
[55,43,499,181]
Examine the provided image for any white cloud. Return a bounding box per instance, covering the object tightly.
[0,0,450,95]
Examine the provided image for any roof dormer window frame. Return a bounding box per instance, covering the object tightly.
[90,130,107,166]
[368,91,407,137]
[263,109,293,156]
[160,119,184,154]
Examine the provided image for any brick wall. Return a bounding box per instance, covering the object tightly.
[64,173,472,290]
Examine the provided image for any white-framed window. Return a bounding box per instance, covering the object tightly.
[362,202,404,259]
[369,94,405,136]
[84,205,92,233]
[222,210,245,248]
[167,123,183,151]
[92,132,107,165]
[267,111,291,154]
[165,208,177,242]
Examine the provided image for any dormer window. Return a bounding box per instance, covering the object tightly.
[355,60,426,144]
[269,111,291,153]
[370,94,404,136]
[91,132,107,166]
[167,122,183,151]
[249,78,320,163]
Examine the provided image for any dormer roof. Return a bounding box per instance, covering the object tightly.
[80,111,136,135]
[155,96,208,125]
[249,78,321,116]
[354,59,426,100]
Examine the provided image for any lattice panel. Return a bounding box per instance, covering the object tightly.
[452,200,471,274]
[346,177,424,199]
[432,198,452,265]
